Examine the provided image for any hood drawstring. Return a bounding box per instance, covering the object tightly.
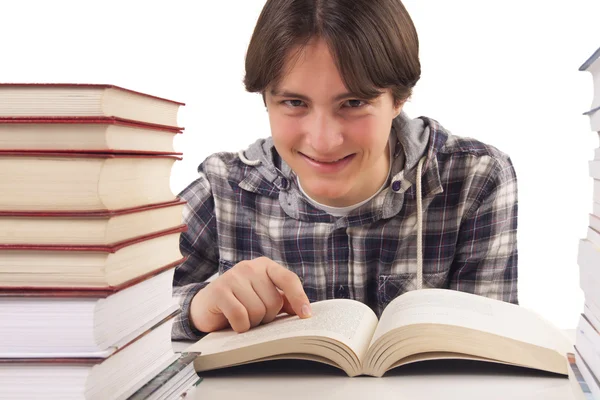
[238,150,261,166]
[416,156,426,290]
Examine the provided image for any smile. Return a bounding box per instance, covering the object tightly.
[305,154,351,163]
[299,152,355,173]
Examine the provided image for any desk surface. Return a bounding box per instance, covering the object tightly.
[183,360,576,400]
[173,330,579,400]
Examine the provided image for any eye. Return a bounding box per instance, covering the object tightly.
[282,99,306,107]
[343,99,367,108]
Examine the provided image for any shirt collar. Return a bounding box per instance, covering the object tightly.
[230,116,448,225]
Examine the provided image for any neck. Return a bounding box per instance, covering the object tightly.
[302,142,391,207]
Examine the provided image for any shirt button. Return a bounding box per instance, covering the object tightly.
[280,177,289,190]
[392,181,401,191]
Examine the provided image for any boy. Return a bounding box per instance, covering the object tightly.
[172,0,518,340]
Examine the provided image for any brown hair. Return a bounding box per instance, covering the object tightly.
[244,0,421,105]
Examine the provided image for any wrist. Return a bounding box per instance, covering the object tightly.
[189,286,210,333]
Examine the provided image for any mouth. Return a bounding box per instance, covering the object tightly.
[301,153,354,163]
[299,152,356,173]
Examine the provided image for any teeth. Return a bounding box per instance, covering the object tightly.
[310,155,345,163]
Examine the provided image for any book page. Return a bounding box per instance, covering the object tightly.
[186,299,378,361]
[370,289,572,354]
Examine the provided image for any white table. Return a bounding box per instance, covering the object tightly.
[183,359,577,400]
[173,330,580,400]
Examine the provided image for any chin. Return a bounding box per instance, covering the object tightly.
[302,182,351,205]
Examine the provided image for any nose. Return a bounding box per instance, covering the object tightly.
[305,110,343,154]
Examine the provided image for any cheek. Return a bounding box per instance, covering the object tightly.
[345,118,389,147]
[269,115,302,149]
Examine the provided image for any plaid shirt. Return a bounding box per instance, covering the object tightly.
[172,116,518,340]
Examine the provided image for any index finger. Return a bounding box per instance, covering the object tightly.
[264,259,311,318]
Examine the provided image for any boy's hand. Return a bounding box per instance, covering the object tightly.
[189,257,312,333]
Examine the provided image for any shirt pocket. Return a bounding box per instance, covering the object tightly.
[376,271,450,315]
[377,273,412,312]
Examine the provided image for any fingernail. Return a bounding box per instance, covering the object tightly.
[301,304,311,317]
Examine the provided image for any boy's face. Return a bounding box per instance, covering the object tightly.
[265,38,403,207]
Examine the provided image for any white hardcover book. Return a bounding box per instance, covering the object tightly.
[590,214,600,232]
[568,352,596,400]
[0,268,179,357]
[586,227,600,249]
[577,315,600,381]
[127,353,201,400]
[593,180,600,203]
[590,163,600,181]
[0,313,180,400]
[578,239,600,290]
[575,347,600,399]
[587,109,600,132]
[585,303,600,331]
[581,47,600,129]
[594,204,600,219]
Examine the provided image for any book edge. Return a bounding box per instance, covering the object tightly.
[0,198,186,217]
[0,83,185,106]
[0,116,183,133]
[0,224,187,253]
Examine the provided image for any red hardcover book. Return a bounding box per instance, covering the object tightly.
[0,152,181,212]
[0,83,184,129]
[0,117,182,155]
[0,199,186,247]
[0,225,187,289]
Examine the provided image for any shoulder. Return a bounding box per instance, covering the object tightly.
[178,150,242,205]
[441,134,511,165]
[423,117,516,183]
[443,135,516,189]
[199,151,242,179]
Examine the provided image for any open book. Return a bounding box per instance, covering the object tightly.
[186,289,572,377]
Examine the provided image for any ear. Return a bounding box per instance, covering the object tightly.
[393,100,405,118]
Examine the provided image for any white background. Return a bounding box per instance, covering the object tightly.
[2,0,599,329]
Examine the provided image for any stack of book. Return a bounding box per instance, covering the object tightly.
[570,50,600,399]
[0,84,200,399]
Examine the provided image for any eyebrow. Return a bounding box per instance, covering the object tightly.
[270,89,359,102]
